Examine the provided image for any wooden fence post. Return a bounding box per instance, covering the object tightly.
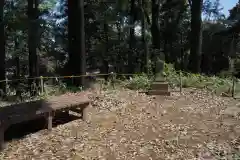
[40,76,44,94]
[5,78,8,94]
[232,76,235,98]
[179,71,182,94]
[110,72,116,89]
[71,75,74,85]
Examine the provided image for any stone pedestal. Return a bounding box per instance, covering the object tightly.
[148,81,171,96]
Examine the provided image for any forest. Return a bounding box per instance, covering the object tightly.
[0,0,240,97]
[1,1,240,159]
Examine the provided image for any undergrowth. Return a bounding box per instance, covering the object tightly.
[40,83,83,98]
[124,73,153,90]
[124,63,238,97]
[164,63,234,96]
[1,63,239,105]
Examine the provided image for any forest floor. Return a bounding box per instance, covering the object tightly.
[0,87,240,159]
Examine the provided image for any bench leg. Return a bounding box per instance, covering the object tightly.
[47,112,53,130]
[82,107,87,121]
[0,127,5,150]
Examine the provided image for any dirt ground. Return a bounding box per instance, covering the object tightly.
[0,88,240,160]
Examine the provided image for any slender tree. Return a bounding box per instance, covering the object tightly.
[0,0,5,93]
[151,0,161,50]
[78,0,86,86]
[68,0,86,86]
[102,20,109,81]
[188,0,203,73]
[128,0,136,74]
[28,0,39,94]
[140,0,149,74]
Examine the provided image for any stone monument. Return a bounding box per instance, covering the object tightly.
[148,57,170,96]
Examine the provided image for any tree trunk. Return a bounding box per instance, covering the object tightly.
[180,31,184,70]
[128,0,136,74]
[67,0,74,78]
[78,0,86,86]
[151,0,162,76]
[14,37,22,99]
[188,0,203,73]
[140,0,149,74]
[151,0,161,49]
[116,20,121,74]
[68,0,86,86]
[28,0,39,95]
[0,0,5,93]
[164,38,169,62]
[103,21,109,81]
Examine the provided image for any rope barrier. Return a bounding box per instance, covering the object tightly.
[0,73,149,83]
[0,72,237,98]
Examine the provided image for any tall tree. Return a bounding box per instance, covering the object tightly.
[128,0,136,74]
[140,0,149,74]
[77,0,86,86]
[0,0,5,93]
[28,0,39,94]
[151,0,161,50]
[102,21,109,80]
[68,0,86,86]
[188,0,203,73]
[228,1,240,20]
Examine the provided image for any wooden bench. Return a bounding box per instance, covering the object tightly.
[0,93,91,150]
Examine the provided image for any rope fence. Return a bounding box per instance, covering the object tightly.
[0,72,239,99]
[0,73,152,83]
[0,73,150,97]
[173,70,238,99]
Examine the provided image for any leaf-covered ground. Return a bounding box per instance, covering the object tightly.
[0,88,240,159]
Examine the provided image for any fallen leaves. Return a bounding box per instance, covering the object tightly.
[0,88,240,159]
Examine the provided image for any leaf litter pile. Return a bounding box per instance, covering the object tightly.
[1,88,240,159]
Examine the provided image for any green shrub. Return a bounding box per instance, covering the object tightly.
[163,63,235,95]
[124,74,152,90]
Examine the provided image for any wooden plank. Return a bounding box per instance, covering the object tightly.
[0,100,45,120]
[46,95,90,111]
